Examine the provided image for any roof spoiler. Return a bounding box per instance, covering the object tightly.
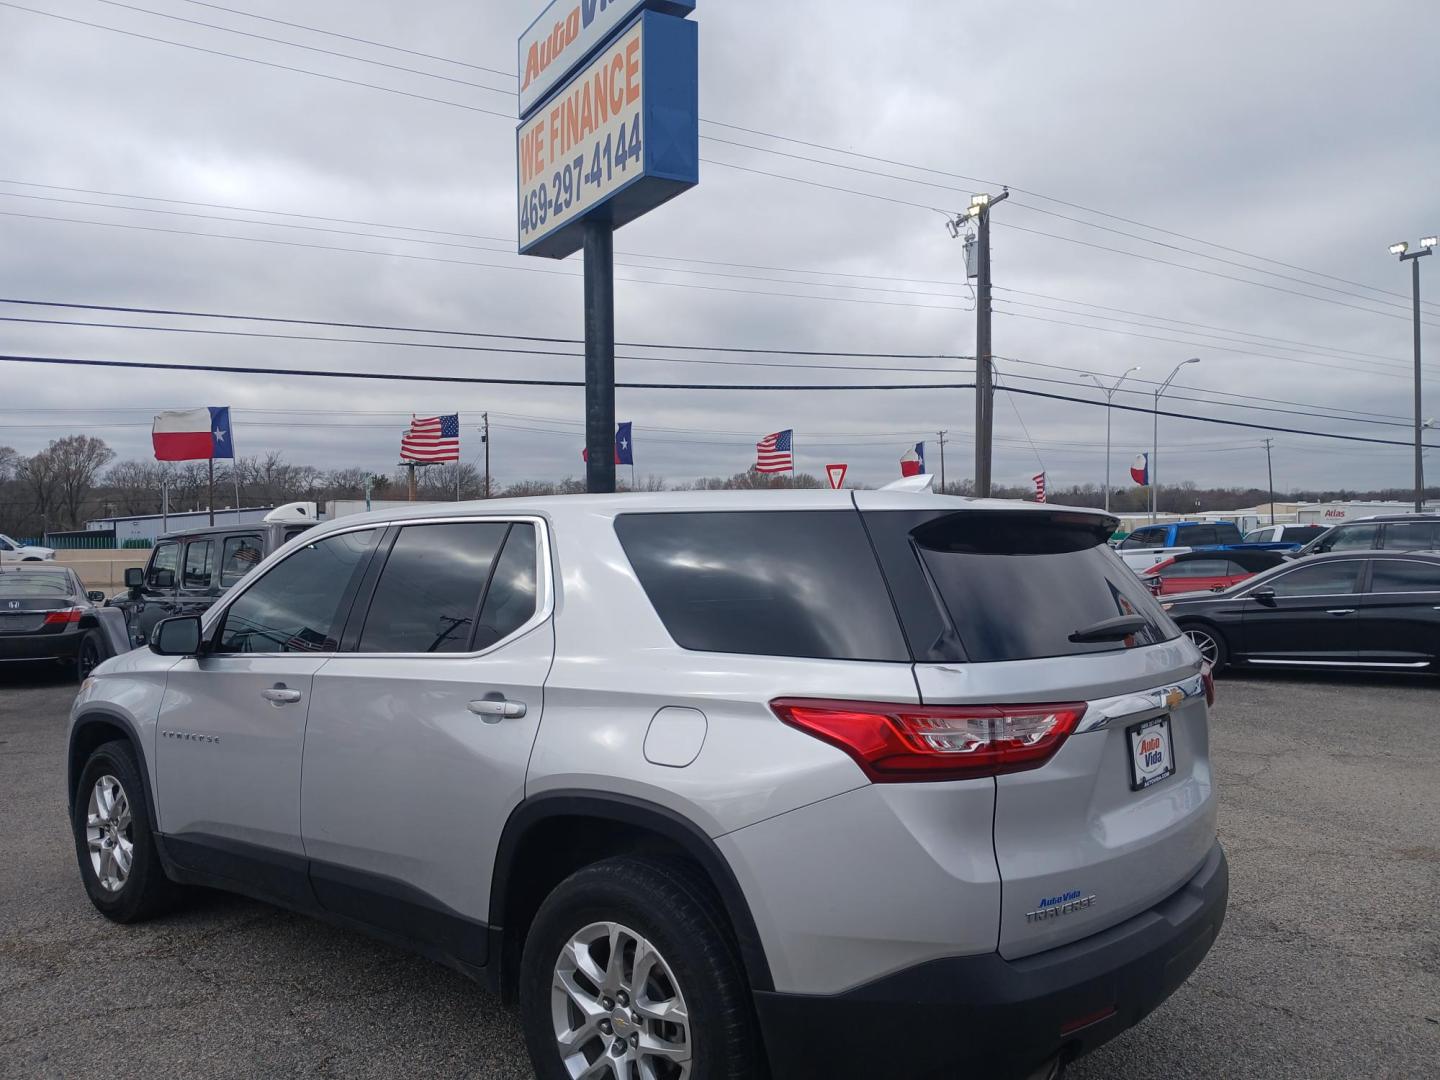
[879,474,935,493]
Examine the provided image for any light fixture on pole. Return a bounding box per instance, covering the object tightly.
[1392,237,1434,513]
[1084,366,1141,513]
[1152,357,1200,522]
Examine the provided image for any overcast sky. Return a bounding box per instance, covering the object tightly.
[2,0,1437,497]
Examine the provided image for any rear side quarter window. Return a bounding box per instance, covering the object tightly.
[615,510,909,662]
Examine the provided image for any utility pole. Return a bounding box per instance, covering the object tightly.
[482,412,491,499]
[1262,438,1275,525]
[949,189,1008,497]
[1391,237,1434,513]
[936,430,947,492]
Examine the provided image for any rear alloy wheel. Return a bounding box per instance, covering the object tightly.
[520,857,762,1080]
[1183,625,1227,671]
[552,920,692,1078]
[76,631,106,681]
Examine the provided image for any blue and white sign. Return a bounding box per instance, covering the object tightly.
[516,10,698,259]
[518,0,694,119]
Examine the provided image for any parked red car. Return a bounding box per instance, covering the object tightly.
[1141,549,1288,595]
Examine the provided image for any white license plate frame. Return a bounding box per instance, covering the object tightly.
[1127,715,1175,791]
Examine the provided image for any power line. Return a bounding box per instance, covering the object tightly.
[0,353,975,392]
[174,0,514,78]
[0,209,967,312]
[0,2,513,119]
[89,0,515,96]
[994,306,1416,381]
[1,295,1410,426]
[995,299,1428,380]
[1,353,1433,451]
[0,314,976,375]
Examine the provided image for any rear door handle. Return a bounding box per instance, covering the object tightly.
[261,686,303,705]
[1326,609,1356,616]
[467,698,527,722]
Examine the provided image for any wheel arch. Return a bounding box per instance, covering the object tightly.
[490,791,775,999]
[68,710,158,831]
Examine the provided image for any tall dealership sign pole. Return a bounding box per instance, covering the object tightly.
[516,0,698,494]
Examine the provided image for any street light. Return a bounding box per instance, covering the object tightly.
[1392,238,1433,513]
[1084,365,1141,512]
[1152,357,1200,522]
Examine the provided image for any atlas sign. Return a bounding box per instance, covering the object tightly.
[518,0,694,118]
[516,10,697,258]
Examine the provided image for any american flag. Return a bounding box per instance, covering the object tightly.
[1033,471,1047,503]
[755,429,794,473]
[401,414,460,463]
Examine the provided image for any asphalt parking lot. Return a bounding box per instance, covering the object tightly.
[1,666,1437,1079]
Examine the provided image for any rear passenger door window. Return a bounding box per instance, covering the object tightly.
[1184,526,1219,546]
[1369,561,1440,593]
[355,521,510,653]
[616,511,910,661]
[474,525,539,650]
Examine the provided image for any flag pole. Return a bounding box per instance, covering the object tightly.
[208,457,215,526]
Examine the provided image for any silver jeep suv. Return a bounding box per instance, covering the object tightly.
[67,491,1227,1079]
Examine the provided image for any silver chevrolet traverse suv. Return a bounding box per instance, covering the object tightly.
[67,491,1227,1079]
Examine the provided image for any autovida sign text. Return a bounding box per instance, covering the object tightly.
[518,0,694,118]
[515,11,697,259]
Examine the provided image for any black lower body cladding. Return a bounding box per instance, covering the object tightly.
[752,841,1228,1080]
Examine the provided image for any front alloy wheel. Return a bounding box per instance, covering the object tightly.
[86,775,133,893]
[552,921,691,1079]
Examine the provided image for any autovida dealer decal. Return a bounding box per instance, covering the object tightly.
[1025,889,1097,923]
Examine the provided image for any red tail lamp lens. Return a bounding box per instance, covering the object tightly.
[771,699,1086,782]
[43,608,84,625]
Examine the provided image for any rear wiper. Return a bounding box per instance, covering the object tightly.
[1069,614,1150,643]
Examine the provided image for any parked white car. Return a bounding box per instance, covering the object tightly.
[0,533,56,563]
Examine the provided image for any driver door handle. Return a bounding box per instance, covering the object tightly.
[1325,609,1356,616]
[261,686,303,705]
[467,698,527,722]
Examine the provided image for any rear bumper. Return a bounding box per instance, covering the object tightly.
[753,839,1228,1080]
[0,633,80,662]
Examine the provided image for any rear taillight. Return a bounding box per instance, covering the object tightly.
[43,608,83,625]
[771,698,1087,782]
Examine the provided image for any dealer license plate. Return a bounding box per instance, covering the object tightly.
[1128,716,1175,790]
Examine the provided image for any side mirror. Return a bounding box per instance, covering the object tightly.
[150,615,204,656]
[87,591,106,603]
[124,567,145,590]
[152,568,175,590]
[1250,586,1277,606]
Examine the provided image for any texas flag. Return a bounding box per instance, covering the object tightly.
[581,421,634,465]
[1130,452,1150,486]
[900,442,926,477]
[152,407,235,462]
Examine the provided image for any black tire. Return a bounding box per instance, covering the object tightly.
[1181,622,1229,672]
[71,739,180,922]
[75,630,107,682]
[520,856,764,1080]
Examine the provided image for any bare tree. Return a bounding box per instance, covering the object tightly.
[45,435,116,528]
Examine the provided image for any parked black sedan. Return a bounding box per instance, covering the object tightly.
[1162,550,1440,673]
[0,567,130,679]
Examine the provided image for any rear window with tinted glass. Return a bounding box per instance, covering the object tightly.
[615,511,909,661]
[866,510,1178,663]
